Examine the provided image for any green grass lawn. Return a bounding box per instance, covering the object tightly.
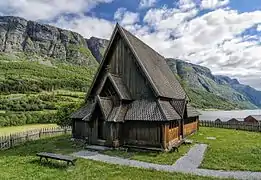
[0,135,226,180]
[190,127,261,172]
[0,124,58,136]
[103,144,192,165]
[104,127,261,172]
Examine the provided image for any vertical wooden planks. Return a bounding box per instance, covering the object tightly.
[200,120,261,132]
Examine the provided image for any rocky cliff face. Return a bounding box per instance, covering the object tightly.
[0,16,98,66]
[86,37,109,63]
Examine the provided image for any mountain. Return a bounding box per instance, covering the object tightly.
[0,16,103,66]
[166,59,259,109]
[0,15,261,112]
[86,37,109,63]
[217,75,261,107]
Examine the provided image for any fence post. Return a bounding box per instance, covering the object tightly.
[10,135,13,148]
[64,127,67,134]
[26,132,29,141]
[39,129,42,138]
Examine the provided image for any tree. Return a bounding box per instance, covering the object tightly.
[56,102,82,127]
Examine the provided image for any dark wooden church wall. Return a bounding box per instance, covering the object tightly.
[123,121,162,147]
[73,120,91,139]
[108,36,154,99]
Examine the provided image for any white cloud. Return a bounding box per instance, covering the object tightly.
[114,8,139,25]
[129,1,261,90]
[257,24,261,31]
[0,0,113,21]
[178,0,196,11]
[144,6,198,31]
[201,0,230,9]
[139,0,157,9]
[53,15,114,39]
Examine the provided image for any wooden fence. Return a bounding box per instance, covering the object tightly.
[200,120,261,132]
[0,126,71,150]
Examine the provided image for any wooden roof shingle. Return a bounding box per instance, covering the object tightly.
[170,99,186,118]
[248,115,261,121]
[86,24,187,100]
[125,100,165,121]
[119,26,186,100]
[158,100,181,120]
[108,74,132,100]
[70,102,96,121]
[107,105,123,122]
[97,96,113,119]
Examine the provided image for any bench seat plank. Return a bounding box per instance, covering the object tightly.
[36,152,77,165]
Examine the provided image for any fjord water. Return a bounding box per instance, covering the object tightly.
[199,109,261,121]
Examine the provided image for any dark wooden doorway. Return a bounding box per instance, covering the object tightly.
[98,118,105,140]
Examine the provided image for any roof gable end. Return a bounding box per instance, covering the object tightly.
[86,23,186,101]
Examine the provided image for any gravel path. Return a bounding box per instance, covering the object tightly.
[173,144,207,169]
[73,144,261,180]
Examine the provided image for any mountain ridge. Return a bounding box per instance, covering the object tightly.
[0,15,260,110]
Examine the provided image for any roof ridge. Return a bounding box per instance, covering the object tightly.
[119,26,166,60]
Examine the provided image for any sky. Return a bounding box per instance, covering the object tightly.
[1,0,261,90]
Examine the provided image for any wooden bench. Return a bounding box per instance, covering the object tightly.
[36,152,77,166]
[171,139,185,152]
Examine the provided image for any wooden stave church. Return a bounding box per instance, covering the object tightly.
[71,23,200,151]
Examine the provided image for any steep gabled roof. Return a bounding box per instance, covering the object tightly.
[70,102,96,121]
[157,100,181,120]
[97,96,113,119]
[120,27,186,99]
[108,74,132,100]
[86,23,186,100]
[125,100,166,121]
[170,99,186,118]
[125,99,181,121]
[247,115,261,121]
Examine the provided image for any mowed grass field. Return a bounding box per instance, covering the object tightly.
[0,126,260,179]
[0,135,225,180]
[0,124,58,136]
[190,127,261,171]
[104,127,261,172]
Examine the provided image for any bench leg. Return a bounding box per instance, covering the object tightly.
[40,157,43,162]
[172,147,179,152]
[45,157,49,162]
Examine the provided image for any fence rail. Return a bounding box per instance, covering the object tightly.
[0,126,71,150]
[200,120,261,132]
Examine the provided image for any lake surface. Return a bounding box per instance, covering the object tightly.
[199,109,261,121]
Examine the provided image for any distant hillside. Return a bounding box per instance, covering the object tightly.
[166,59,259,110]
[1,15,261,113]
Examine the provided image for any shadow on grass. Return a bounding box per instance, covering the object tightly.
[30,159,70,170]
[0,135,85,157]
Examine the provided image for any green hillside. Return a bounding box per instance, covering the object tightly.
[0,54,97,127]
